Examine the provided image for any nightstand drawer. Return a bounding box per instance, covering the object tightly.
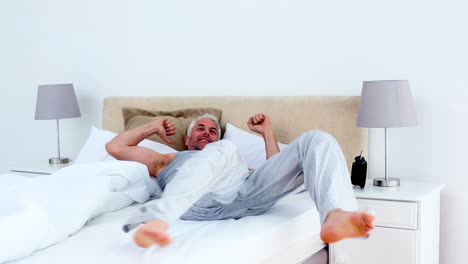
[357,199,418,229]
[331,227,418,264]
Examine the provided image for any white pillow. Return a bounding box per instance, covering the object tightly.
[74,127,178,165]
[222,123,288,169]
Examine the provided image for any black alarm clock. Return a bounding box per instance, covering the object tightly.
[351,151,367,189]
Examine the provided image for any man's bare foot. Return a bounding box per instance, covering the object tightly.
[320,209,375,243]
[134,219,172,248]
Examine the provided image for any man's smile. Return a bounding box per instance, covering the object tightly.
[198,138,211,143]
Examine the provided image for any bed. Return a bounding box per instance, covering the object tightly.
[3,96,367,264]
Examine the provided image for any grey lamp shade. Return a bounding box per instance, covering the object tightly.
[356,80,417,128]
[35,83,81,120]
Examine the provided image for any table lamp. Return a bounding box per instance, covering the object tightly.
[35,83,81,164]
[356,80,417,187]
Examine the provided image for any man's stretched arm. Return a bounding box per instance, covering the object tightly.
[247,113,280,159]
[105,119,176,176]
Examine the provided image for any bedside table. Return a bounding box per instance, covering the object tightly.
[8,163,71,176]
[329,180,444,264]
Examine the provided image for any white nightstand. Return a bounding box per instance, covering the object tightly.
[329,180,444,264]
[8,163,71,176]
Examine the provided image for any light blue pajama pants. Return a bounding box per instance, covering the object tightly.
[123,130,357,232]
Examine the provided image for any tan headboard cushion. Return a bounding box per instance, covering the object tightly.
[103,96,368,171]
[123,107,222,151]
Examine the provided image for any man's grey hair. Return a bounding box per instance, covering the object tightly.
[187,113,222,139]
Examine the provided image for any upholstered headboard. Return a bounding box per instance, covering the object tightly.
[102,96,367,171]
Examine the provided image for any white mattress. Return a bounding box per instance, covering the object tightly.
[9,188,324,264]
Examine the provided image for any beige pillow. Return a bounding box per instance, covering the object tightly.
[123,107,222,151]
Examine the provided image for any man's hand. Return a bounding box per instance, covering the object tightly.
[247,113,273,136]
[153,119,176,145]
[247,113,280,159]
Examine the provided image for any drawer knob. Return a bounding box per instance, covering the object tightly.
[336,255,345,264]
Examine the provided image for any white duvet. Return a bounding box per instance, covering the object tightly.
[6,191,323,264]
[0,161,157,263]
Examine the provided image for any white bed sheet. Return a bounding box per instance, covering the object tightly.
[9,190,324,264]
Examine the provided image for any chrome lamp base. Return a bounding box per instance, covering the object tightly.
[373,177,400,187]
[49,157,70,164]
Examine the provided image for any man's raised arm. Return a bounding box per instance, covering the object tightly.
[105,119,176,176]
[247,113,280,159]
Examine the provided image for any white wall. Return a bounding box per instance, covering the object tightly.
[1,0,467,263]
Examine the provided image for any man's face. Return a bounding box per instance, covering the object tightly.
[184,119,220,150]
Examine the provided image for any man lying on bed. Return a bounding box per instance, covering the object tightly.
[106,113,375,248]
